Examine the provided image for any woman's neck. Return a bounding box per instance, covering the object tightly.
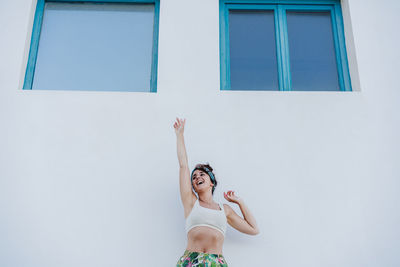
[198,192,214,204]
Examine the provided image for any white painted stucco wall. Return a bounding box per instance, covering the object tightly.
[0,0,399,266]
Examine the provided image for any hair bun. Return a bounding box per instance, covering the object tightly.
[204,162,213,172]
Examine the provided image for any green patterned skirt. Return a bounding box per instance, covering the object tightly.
[176,249,228,266]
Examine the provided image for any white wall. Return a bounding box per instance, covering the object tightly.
[1,0,399,266]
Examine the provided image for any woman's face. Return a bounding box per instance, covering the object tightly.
[192,170,213,193]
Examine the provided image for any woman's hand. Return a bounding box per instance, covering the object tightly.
[173,117,186,136]
[224,190,242,205]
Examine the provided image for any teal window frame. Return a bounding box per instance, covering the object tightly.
[219,0,352,91]
[23,0,160,92]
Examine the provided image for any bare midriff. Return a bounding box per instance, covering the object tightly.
[186,226,224,254]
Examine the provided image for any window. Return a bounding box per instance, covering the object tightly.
[23,0,160,92]
[219,0,352,91]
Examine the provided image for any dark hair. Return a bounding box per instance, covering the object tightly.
[191,163,217,195]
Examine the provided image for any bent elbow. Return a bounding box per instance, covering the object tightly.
[250,228,260,235]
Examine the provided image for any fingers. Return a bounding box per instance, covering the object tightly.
[224,192,229,200]
[224,191,236,198]
[224,191,238,203]
[174,117,186,129]
[175,118,185,123]
[174,118,180,129]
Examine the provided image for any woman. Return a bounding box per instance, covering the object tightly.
[174,117,260,267]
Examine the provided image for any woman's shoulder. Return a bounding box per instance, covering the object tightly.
[222,203,231,208]
[222,203,233,216]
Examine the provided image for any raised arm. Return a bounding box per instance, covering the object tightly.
[175,118,188,168]
[174,118,196,211]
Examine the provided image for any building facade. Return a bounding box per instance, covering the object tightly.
[0,0,399,266]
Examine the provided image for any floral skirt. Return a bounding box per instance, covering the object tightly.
[176,249,228,267]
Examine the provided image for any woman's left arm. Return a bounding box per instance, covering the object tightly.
[224,191,260,235]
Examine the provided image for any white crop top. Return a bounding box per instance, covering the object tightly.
[185,198,227,236]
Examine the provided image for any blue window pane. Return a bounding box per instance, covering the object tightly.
[32,3,155,91]
[287,11,340,91]
[229,10,278,90]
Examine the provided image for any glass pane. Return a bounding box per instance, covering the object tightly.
[229,10,278,90]
[32,3,155,91]
[287,11,340,91]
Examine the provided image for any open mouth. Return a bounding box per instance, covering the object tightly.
[197,181,204,185]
